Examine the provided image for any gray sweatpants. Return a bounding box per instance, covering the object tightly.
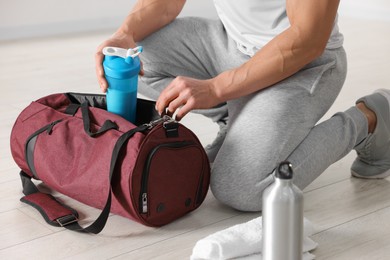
[138,17,368,211]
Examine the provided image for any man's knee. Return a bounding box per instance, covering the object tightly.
[210,169,274,212]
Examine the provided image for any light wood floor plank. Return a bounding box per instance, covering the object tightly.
[0,180,28,213]
[312,207,390,259]
[305,177,390,231]
[110,213,259,260]
[0,209,52,251]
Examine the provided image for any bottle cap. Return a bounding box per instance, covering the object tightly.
[275,161,293,179]
[102,46,142,79]
[103,46,143,59]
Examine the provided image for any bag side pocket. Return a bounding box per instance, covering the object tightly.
[139,142,206,226]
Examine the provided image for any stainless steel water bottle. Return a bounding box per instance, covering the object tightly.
[262,161,303,260]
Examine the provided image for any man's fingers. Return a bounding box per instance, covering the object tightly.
[156,85,176,114]
[157,92,194,121]
[139,60,145,76]
[155,77,199,120]
[175,103,192,121]
[95,51,109,92]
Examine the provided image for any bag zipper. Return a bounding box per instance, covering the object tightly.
[139,141,194,214]
[143,115,174,129]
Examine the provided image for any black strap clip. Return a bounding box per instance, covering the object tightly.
[164,122,179,138]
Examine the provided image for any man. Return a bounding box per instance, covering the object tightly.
[95,0,390,211]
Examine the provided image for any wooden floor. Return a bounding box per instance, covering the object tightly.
[1,15,390,260]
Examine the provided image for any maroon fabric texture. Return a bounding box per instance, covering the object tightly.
[10,93,210,227]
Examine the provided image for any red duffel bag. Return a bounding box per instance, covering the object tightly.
[10,92,210,233]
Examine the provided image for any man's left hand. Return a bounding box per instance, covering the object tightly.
[155,76,220,120]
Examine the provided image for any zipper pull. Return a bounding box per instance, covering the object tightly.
[144,115,173,129]
[46,119,62,135]
[142,193,148,213]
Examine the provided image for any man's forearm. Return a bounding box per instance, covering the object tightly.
[211,0,339,103]
[211,28,321,102]
[118,0,186,42]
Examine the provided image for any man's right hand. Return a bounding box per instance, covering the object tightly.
[94,0,185,93]
[95,32,142,93]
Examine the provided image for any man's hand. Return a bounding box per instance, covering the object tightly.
[155,76,221,120]
[95,32,141,93]
[95,0,186,93]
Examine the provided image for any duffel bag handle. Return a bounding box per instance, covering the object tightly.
[80,101,118,137]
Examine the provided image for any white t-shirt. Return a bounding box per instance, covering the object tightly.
[213,0,344,56]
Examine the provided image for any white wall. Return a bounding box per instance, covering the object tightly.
[0,0,217,41]
[339,0,390,21]
[1,0,389,41]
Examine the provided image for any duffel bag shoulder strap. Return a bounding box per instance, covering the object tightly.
[19,124,149,234]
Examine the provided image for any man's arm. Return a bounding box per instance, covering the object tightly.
[96,0,186,92]
[212,0,340,101]
[155,0,341,119]
[118,0,186,43]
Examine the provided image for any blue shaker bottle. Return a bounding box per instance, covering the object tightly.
[103,46,143,123]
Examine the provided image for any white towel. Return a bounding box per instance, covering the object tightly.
[191,216,318,260]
